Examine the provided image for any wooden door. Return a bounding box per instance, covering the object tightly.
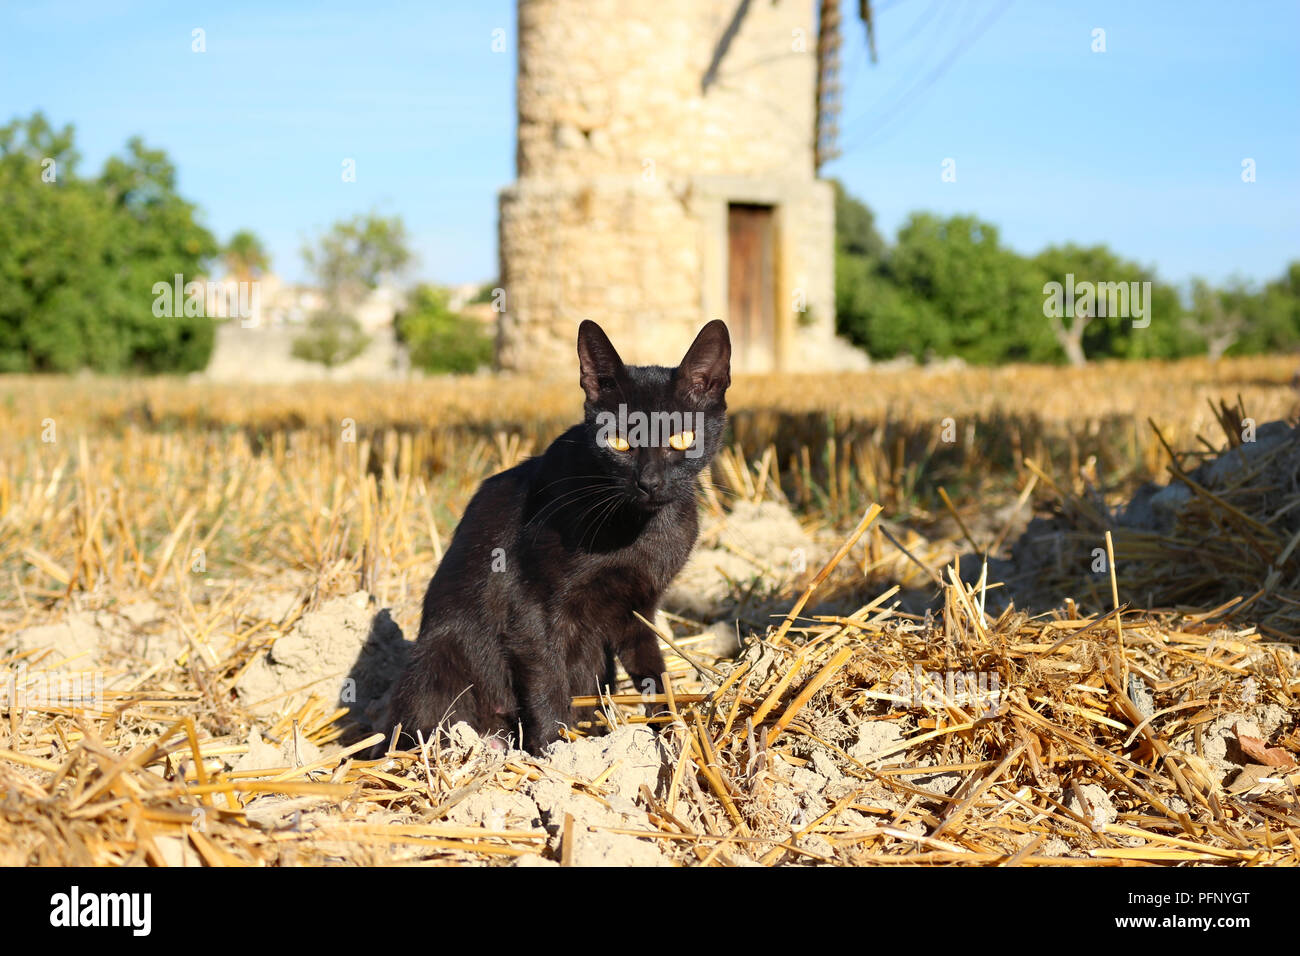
[727,204,775,369]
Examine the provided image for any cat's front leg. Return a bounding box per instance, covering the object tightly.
[515,654,572,753]
[616,619,669,725]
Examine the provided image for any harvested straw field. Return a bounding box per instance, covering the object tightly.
[2,354,1299,866]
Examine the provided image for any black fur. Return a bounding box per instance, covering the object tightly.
[388,320,731,753]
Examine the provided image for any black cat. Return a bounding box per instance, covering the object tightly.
[388,319,731,753]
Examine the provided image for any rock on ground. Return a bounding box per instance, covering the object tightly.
[233,592,409,733]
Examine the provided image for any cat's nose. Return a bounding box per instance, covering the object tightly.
[636,475,664,499]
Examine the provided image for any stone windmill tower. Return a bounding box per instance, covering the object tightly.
[497,0,872,376]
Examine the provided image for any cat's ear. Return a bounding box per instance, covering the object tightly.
[577,320,625,402]
[677,320,731,403]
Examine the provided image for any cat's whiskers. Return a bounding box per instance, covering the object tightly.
[530,472,623,498]
[527,474,622,510]
[574,488,633,552]
[520,478,626,539]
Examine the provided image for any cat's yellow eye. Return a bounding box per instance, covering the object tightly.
[606,434,631,452]
[668,431,695,451]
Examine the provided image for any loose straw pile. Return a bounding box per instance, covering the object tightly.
[1021,405,1300,640]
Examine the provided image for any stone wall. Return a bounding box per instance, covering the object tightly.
[204,323,411,384]
[515,0,817,182]
[499,177,703,373]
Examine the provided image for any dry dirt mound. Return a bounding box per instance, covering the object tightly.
[234,591,409,736]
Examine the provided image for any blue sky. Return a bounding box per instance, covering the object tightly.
[4,1,1297,288]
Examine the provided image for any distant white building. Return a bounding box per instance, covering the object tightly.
[353,282,406,332]
[203,273,403,330]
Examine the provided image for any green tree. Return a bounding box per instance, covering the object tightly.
[302,213,411,306]
[1183,278,1247,361]
[835,248,945,359]
[832,179,886,260]
[396,284,493,373]
[887,213,1050,364]
[1032,244,1185,364]
[833,185,944,359]
[99,137,220,372]
[469,282,500,306]
[294,212,411,368]
[0,113,217,373]
[1232,262,1300,354]
[291,308,370,368]
[222,230,271,281]
[831,181,1204,366]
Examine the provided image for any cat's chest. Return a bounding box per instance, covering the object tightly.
[574,511,692,589]
[541,502,696,608]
